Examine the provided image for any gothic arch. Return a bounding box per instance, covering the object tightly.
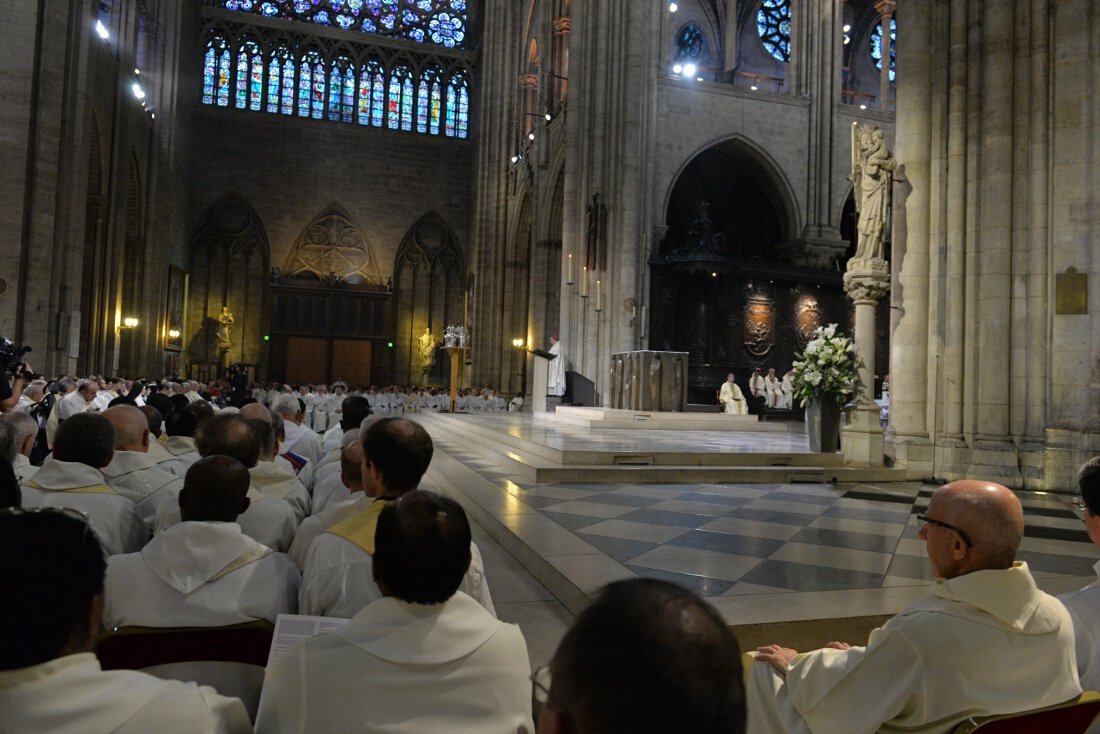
[282,202,381,285]
[188,193,271,370]
[392,212,465,384]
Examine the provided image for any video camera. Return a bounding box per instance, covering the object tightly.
[0,336,35,379]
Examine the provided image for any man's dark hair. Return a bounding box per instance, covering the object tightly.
[1079,457,1100,516]
[0,458,20,509]
[373,490,470,605]
[54,412,115,468]
[139,405,164,437]
[195,414,260,468]
[245,417,275,457]
[185,400,215,424]
[145,393,173,418]
[362,417,433,493]
[340,396,371,430]
[165,409,199,438]
[548,578,745,734]
[106,395,136,408]
[169,393,190,414]
[180,455,251,523]
[0,509,106,669]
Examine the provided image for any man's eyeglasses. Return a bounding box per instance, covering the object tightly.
[916,513,972,548]
[531,665,552,706]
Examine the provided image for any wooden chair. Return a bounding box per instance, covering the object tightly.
[952,692,1100,734]
[96,620,275,721]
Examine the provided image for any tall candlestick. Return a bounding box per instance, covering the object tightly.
[566,252,575,284]
[580,266,589,298]
[595,279,602,311]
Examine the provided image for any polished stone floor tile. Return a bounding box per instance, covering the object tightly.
[1017,549,1097,576]
[1019,536,1099,560]
[571,492,664,508]
[578,518,692,544]
[742,498,830,516]
[575,533,658,564]
[616,507,716,528]
[807,514,908,537]
[647,499,739,517]
[626,565,737,597]
[769,542,893,575]
[539,500,635,519]
[726,507,819,525]
[675,491,756,508]
[668,529,787,558]
[739,559,885,592]
[606,485,690,500]
[628,545,762,583]
[699,516,804,540]
[721,580,796,596]
[884,554,934,581]
[539,510,605,533]
[790,526,902,554]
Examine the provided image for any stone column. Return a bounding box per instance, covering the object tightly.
[842,261,890,465]
[875,0,895,111]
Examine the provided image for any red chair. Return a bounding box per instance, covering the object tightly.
[952,692,1100,734]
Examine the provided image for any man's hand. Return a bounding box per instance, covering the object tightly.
[825,641,851,651]
[756,644,800,675]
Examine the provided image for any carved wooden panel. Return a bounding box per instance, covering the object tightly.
[743,297,774,358]
[794,293,823,349]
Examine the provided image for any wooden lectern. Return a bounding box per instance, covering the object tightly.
[442,346,469,412]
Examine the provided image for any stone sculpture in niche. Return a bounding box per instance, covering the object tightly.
[851,123,896,263]
[418,327,437,369]
[216,306,234,350]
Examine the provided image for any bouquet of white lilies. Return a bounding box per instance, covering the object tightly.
[790,324,856,407]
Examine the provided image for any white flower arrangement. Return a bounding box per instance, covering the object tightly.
[790,324,856,407]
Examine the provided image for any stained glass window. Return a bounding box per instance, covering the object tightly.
[267,43,296,114]
[235,39,264,111]
[871,18,897,82]
[417,65,443,134]
[388,64,414,130]
[203,35,231,106]
[675,24,706,62]
[218,0,468,49]
[328,55,356,122]
[358,59,386,126]
[298,49,325,119]
[445,69,468,139]
[756,0,791,63]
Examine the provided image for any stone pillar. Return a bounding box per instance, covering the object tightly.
[875,0,894,111]
[842,261,890,465]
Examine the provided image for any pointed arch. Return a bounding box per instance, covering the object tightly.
[283,203,381,285]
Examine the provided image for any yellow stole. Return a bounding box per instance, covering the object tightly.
[24,480,114,495]
[325,499,393,555]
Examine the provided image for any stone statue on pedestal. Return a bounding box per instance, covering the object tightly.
[215,306,234,350]
[418,327,437,369]
[851,123,896,264]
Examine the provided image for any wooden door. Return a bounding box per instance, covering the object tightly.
[286,337,329,384]
[331,339,372,387]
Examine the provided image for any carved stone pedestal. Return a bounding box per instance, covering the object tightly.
[841,259,890,466]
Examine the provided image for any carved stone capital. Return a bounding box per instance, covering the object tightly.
[554,17,571,34]
[843,263,891,303]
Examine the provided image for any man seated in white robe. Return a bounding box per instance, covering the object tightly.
[748,368,765,406]
[270,394,323,467]
[300,417,495,619]
[1059,457,1100,691]
[20,412,146,556]
[310,430,360,517]
[718,373,748,415]
[101,405,184,534]
[239,403,316,493]
[780,369,795,410]
[240,414,310,523]
[320,395,371,459]
[763,368,782,409]
[105,455,300,720]
[156,414,298,552]
[289,433,369,570]
[0,412,39,482]
[0,507,251,733]
[537,578,746,734]
[258,491,532,734]
[748,480,1081,734]
[509,393,524,412]
[161,410,202,477]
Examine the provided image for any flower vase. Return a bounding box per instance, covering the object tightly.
[806,399,841,453]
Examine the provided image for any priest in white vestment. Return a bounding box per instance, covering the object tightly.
[101,405,184,533]
[749,368,765,404]
[20,413,146,556]
[763,368,782,409]
[239,411,311,522]
[1058,457,1100,692]
[747,481,1081,734]
[547,334,566,397]
[780,369,794,410]
[1,412,39,482]
[289,433,368,570]
[718,373,747,415]
[271,394,324,466]
[257,491,532,734]
[0,507,250,734]
[161,410,201,477]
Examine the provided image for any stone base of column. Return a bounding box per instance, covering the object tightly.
[886,431,933,475]
[1043,428,1100,493]
[841,403,885,466]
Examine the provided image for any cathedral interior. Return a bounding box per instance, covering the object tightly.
[5,0,1100,676]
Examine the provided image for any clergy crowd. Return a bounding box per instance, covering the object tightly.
[3,360,1100,732]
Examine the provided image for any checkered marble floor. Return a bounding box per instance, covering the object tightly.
[432,435,1096,601]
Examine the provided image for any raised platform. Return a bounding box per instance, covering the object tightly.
[545,405,794,432]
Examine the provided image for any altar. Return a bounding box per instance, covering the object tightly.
[608,350,688,412]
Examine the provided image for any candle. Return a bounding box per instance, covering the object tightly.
[595,279,602,311]
[566,252,575,284]
[580,266,589,298]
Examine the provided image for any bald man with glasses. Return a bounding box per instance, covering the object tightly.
[746,480,1081,734]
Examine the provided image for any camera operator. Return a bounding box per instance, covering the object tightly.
[0,360,34,414]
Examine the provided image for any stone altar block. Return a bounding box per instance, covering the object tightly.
[609,351,688,412]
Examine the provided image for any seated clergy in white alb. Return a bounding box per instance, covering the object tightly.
[156,414,298,552]
[271,394,324,466]
[0,509,251,734]
[780,369,794,410]
[240,413,310,523]
[0,412,39,482]
[257,491,533,734]
[289,432,369,571]
[101,405,184,534]
[747,480,1081,734]
[300,418,495,619]
[20,412,146,556]
[763,368,782,408]
[309,430,361,519]
[161,410,202,477]
[719,373,747,415]
[1059,457,1100,692]
[105,455,300,629]
[240,402,316,494]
